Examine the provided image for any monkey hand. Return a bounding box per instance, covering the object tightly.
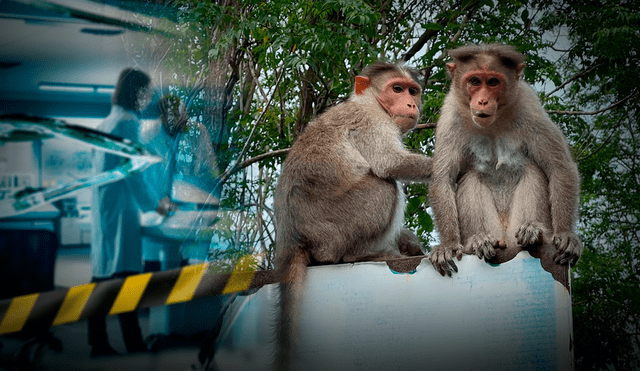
[552,232,582,266]
[516,221,545,247]
[463,233,501,260]
[429,243,463,277]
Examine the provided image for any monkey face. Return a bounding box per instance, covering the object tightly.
[376,76,422,132]
[461,66,507,128]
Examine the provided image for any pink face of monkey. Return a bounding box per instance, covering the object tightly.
[461,66,507,128]
[447,59,522,129]
[355,74,422,133]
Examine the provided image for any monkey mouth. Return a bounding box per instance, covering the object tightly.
[471,112,496,128]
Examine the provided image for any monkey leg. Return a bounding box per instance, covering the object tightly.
[397,228,425,256]
[456,170,505,260]
[297,175,401,264]
[508,164,552,249]
[508,165,581,265]
[343,227,425,262]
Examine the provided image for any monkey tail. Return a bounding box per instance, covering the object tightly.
[273,247,310,371]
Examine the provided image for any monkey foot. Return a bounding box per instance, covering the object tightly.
[397,228,426,256]
[516,222,544,247]
[429,243,463,277]
[552,232,583,266]
[463,233,499,260]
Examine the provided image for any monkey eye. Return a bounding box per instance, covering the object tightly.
[393,85,404,93]
[487,77,501,86]
[468,77,482,86]
[408,87,420,96]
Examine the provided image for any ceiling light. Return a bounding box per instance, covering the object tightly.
[38,83,115,94]
[96,87,115,94]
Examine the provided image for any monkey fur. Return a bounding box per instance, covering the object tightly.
[428,44,583,276]
[273,61,431,370]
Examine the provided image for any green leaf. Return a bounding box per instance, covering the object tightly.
[521,9,529,24]
[421,23,445,31]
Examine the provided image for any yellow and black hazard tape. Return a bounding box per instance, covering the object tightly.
[0,261,277,336]
[0,255,427,336]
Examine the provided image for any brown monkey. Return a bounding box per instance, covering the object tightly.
[273,61,431,370]
[428,44,582,276]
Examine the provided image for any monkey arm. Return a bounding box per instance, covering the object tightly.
[547,158,580,234]
[385,154,433,182]
[350,121,432,182]
[527,119,583,265]
[428,110,467,276]
[527,122,581,235]
[429,153,465,276]
[430,172,461,244]
[430,112,467,245]
[544,148,582,265]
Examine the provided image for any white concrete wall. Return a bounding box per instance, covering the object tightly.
[215,251,573,371]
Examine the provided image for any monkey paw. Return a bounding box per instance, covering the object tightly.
[516,222,545,247]
[463,233,499,260]
[429,243,463,277]
[553,232,583,266]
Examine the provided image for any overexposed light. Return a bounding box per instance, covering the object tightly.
[96,87,115,94]
[39,84,94,93]
[38,82,115,94]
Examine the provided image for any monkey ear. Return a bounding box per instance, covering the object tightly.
[516,63,526,79]
[446,63,456,77]
[355,76,371,95]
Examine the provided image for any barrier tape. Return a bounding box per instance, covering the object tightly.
[0,255,429,336]
[0,261,277,336]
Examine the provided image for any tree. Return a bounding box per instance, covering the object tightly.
[536,1,640,369]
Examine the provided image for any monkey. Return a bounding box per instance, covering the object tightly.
[273,61,432,370]
[427,43,582,277]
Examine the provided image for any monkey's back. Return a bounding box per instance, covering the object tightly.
[274,102,400,265]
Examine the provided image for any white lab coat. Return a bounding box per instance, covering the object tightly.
[91,105,158,279]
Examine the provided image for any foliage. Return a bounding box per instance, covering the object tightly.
[139,0,639,368]
[536,1,640,369]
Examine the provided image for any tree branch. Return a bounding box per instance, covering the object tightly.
[401,1,479,62]
[237,148,290,170]
[545,62,603,97]
[575,128,617,162]
[415,122,437,130]
[547,92,637,116]
[215,64,287,190]
[400,16,449,62]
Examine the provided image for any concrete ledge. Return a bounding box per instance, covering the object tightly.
[215,251,573,371]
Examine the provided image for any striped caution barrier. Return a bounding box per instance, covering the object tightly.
[0,261,277,336]
[0,255,427,336]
